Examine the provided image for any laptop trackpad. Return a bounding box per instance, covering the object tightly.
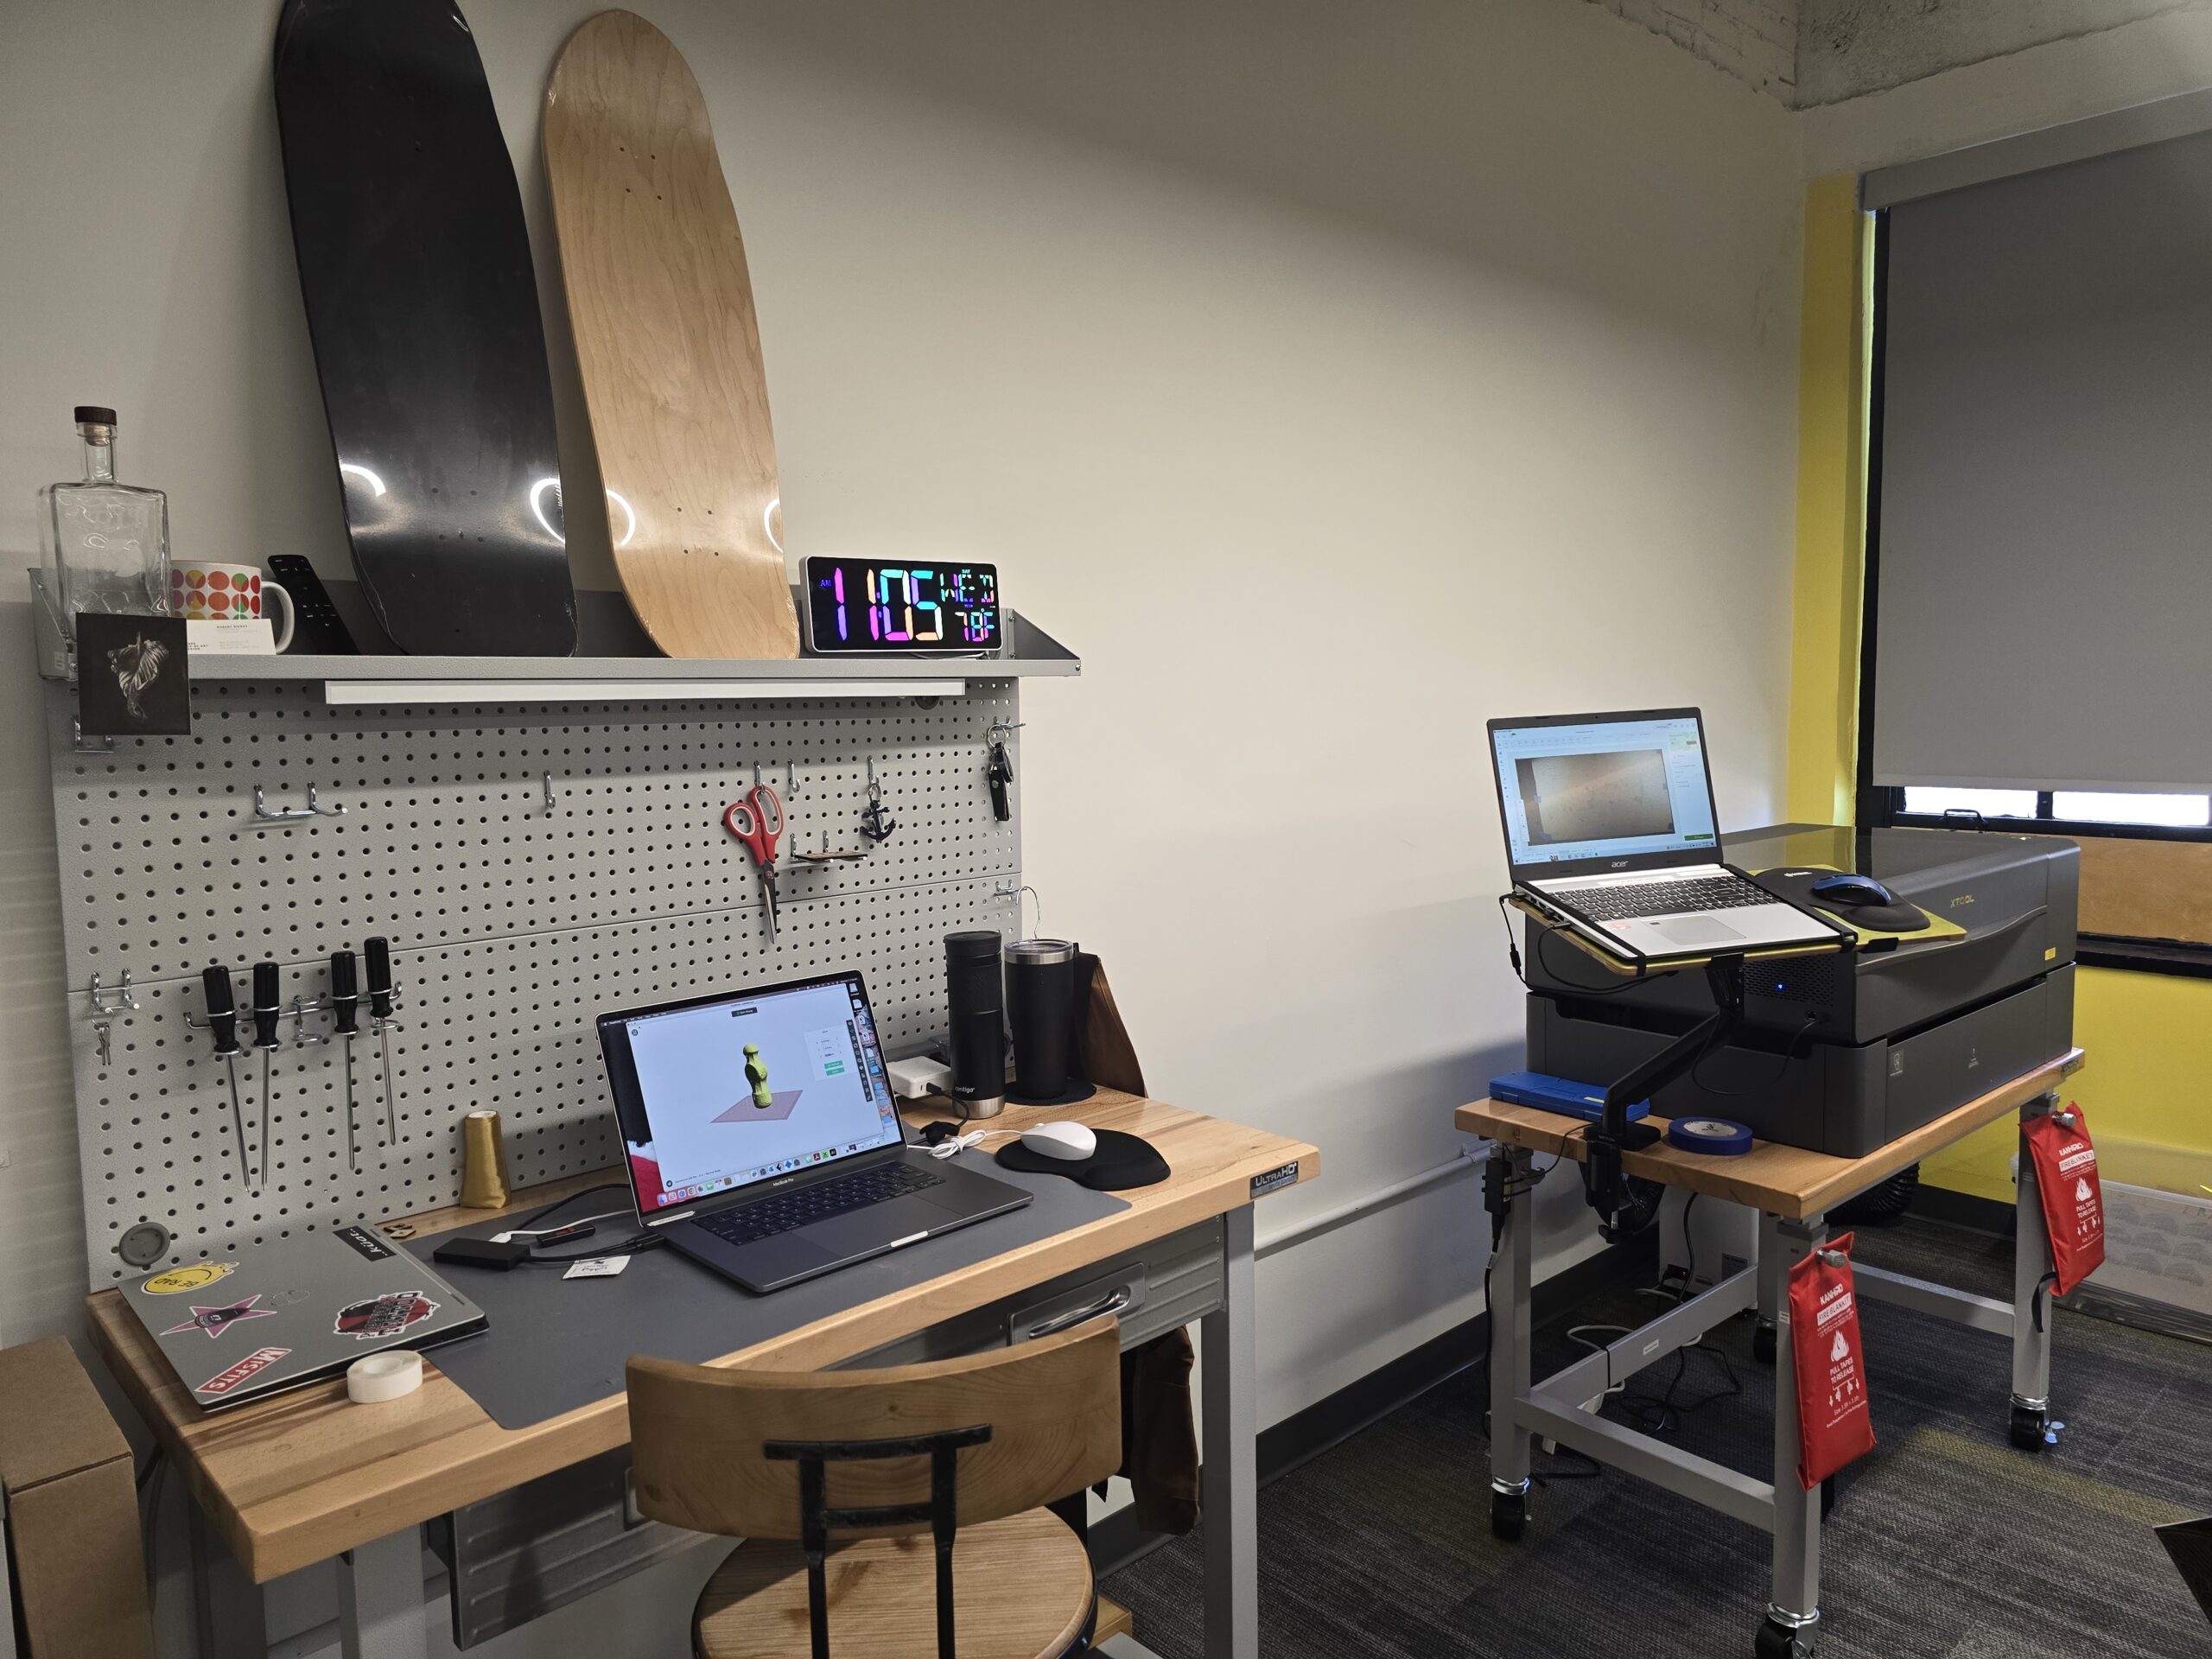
[1658,916,1745,946]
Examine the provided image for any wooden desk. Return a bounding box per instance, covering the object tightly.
[89,1090,1314,1659]
[1465,1054,2082,1655]
[1455,1047,2083,1219]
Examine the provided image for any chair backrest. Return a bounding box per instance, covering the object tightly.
[626,1316,1122,1541]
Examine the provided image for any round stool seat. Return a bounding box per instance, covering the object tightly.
[695,1506,1094,1659]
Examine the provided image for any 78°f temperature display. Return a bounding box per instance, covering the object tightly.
[801,557,1001,654]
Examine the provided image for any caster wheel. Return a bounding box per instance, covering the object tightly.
[1755,1618,1816,1657]
[1490,1488,1528,1542]
[1753,1322,1777,1365]
[2009,1404,2050,1452]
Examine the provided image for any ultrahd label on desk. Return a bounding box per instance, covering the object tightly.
[1250,1160,1300,1198]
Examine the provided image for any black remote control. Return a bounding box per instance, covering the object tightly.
[265,555,359,654]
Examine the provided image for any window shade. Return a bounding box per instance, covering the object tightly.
[1872,126,2212,791]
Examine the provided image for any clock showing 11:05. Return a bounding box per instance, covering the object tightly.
[800,556,1001,654]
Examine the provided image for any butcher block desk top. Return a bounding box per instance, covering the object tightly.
[86,1090,1316,1581]
[1454,1049,2082,1221]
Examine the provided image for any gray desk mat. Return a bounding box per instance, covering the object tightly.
[405,1156,1129,1430]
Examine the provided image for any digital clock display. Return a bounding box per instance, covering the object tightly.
[801,557,1001,654]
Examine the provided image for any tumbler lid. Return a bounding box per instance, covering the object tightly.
[1003,938,1076,965]
[945,929,1003,963]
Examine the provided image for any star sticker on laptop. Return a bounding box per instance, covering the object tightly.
[162,1294,280,1340]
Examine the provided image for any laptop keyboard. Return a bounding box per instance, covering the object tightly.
[693,1161,944,1247]
[1567,874,1775,923]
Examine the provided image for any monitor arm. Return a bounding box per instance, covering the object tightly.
[1581,955,1747,1239]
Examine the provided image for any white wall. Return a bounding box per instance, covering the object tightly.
[0,2,1803,1652]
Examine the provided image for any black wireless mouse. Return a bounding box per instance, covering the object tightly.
[1809,872,1897,907]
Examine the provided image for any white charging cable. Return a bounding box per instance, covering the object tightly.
[490,1207,634,1244]
[929,1129,1020,1160]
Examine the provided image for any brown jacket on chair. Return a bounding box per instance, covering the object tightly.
[1114,1326,1200,1534]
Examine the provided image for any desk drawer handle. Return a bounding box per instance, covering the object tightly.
[1027,1287,1132,1338]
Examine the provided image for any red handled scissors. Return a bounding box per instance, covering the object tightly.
[723,783,785,941]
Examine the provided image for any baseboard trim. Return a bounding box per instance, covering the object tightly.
[1911,1184,2015,1236]
[1089,1231,1656,1579]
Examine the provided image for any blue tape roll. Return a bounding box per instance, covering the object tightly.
[1666,1116,1754,1156]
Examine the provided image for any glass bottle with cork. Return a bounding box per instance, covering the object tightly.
[41,405,169,630]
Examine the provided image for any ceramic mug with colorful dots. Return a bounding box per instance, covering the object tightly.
[168,561,295,649]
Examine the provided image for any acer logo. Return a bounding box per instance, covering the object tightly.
[1611,860,1629,868]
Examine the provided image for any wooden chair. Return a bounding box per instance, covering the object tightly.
[627,1317,1122,1659]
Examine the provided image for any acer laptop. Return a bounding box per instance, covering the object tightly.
[597,969,1031,1293]
[121,1224,485,1411]
[1487,709,1845,964]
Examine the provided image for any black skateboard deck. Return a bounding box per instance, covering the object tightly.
[276,0,577,657]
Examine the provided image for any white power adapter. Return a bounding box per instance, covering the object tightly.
[886,1054,954,1101]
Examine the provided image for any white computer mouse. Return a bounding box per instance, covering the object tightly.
[1021,1121,1097,1161]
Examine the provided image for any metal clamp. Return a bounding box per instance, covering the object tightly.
[84,970,139,1066]
[1817,1248,1849,1268]
[246,785,347,826]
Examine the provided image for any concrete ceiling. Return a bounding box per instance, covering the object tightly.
[1590,0,2212,108]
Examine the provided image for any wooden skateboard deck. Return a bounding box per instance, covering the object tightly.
[543,10,800,661]
[275,0,578,657]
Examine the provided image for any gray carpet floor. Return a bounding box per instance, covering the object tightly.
[1103,1216,2212,1657]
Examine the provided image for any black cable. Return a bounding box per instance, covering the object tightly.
[521,1231,667,1266]
[1680,1191,1700,1301]
[1687,1013,1821,1099]
[503,1182,632,1235]
[1495,894,1676,997]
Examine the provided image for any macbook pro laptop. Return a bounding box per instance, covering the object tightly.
[1486,709,1845,964]
[597,969,1033,1293]
[121,1224,486,1411]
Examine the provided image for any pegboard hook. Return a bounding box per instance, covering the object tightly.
[246,785,347,827]
[861,759,899,847]
[84,970,138,1067]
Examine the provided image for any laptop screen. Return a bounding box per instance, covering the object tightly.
[601,973,901,1213]
[1490,711,1720,873]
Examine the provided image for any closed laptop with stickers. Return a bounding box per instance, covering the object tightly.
[119,1225,486,1411]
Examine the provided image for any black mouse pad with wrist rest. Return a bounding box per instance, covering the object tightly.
[1751,866,1932,934]
[996,1128,1170,1191]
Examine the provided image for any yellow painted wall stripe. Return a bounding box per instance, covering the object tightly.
[1786,174,1871,828]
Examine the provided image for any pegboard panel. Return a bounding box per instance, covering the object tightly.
[44,680,1024,1284]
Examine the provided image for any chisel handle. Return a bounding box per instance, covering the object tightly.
[330,950,359,1035]
[365,936,394,1020]
[251,961,281,1049]
[201,967,240,1057]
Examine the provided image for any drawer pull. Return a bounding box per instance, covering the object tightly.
[1027,1287,1132,1339]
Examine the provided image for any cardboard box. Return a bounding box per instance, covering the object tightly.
[0,1338,155,1659]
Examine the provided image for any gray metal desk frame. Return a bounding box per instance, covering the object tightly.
[185,1207,1258,1659]
[1485,1090,2065,1653]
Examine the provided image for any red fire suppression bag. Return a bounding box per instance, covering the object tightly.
[2025,1103,2106,1298]
[1788,1231,1875,1490]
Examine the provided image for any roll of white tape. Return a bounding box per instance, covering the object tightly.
[347,1350,423,1404]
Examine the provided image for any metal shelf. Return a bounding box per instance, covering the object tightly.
[30,569,1077,699]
